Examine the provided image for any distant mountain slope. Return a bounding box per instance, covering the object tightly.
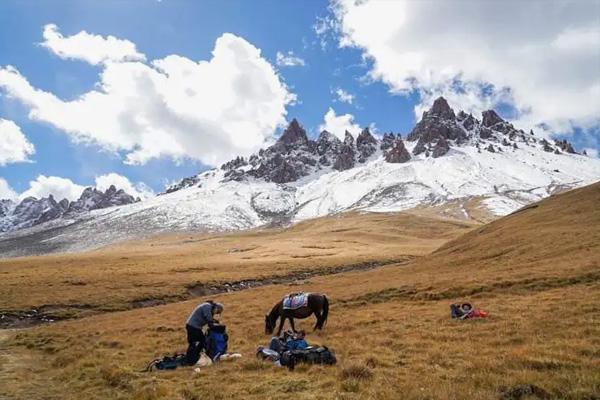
[0,185,139,233]
[430,180,600,270]
[1,97,599,257]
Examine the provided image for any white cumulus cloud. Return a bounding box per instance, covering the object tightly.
[0,119,35,166]
[1,28,294,167]
[319,107,360,140]
[94,173,154,200]
[20,175,85,201]
[276,51,306,67]
[334,88,354,104]
[41,24,146,65]
[0,178,18,201]
[331,0,600,134]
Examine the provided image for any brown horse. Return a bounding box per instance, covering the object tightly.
[265,293,329,336]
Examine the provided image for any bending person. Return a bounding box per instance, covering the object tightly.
[183,300,224,365]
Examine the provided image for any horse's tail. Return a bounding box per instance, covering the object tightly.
[319,295,329,329]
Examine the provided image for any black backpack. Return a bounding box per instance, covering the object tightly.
[279,346,337,370]
[144,353,186,371]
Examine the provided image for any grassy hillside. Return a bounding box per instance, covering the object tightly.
[1,183,599,399]
[0,212,473,322]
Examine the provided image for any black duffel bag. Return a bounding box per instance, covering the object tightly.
[279,346,337,370]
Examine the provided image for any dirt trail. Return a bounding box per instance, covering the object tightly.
[1,256,415,329]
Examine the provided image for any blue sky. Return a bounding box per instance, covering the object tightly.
[1,0,598,200]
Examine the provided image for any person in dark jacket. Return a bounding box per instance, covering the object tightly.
[183,301,224,365]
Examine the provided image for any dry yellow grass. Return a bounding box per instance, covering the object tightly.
[0,212,472,318]
[1,183,599,399]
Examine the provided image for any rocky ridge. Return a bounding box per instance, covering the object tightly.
[168,96,580,193]
[0,185,139,233]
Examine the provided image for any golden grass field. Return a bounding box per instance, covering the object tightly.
[0,183,599,400]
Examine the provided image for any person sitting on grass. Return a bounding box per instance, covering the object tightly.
[183,300,224,365]
[450,302,488,319]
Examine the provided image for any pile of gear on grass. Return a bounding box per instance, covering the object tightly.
[256,329,336,370]
[145,292,337,372]
[450,302,488,320]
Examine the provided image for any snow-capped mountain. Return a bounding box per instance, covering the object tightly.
[0,185,139,233]
[1,97,599,257]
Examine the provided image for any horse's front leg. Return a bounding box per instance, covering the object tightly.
[276,316,285,336]
[313,311,322,331]
[289,317,296,333]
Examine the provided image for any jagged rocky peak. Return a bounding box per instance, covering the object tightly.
[277,118,308,146]
[457,111,476,131]
[380,132,396,151]
[221,156,247,171]
[356,127,377,162]
[554,139,576,154]
[385,138,411,163]
[165,175,201,193]
[0,199,14,218]
[408,96,467,155]
[316,130,342,167]
[0,185,140,233]
[317,130,342,154]
[333,131,356,171]
[4,194,69,231]
[482,109,505,127]
[428,96,456,120]
[343,130,355,146]
[68,185,138,214]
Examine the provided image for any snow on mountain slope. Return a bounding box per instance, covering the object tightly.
[1,97,599,257]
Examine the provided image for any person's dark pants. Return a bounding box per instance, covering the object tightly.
[184,324,205,365]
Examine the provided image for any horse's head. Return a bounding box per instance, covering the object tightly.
[265,314,274,335]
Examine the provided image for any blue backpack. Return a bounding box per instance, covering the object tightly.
[206,325,228,361]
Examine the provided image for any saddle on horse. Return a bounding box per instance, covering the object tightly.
[283,293,309,310]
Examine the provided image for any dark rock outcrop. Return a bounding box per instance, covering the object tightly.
[407,97,466,155]
[165,176,200,193]
[541,139,553,153]
[221,156,247,171]
[554,139,576,154]
[380,132,396,151]
[316,130,342,166]
[432,137,450,158]
[0,199,13,218]
[482,110,504,128]
[356,127,377,162]
[67,185,137,214]
[428,96,456,120]
[2,195,69,232]
[333,131,356,171]
[384,139,411,163]
[245,120,317,183]
[277,118,308,147]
